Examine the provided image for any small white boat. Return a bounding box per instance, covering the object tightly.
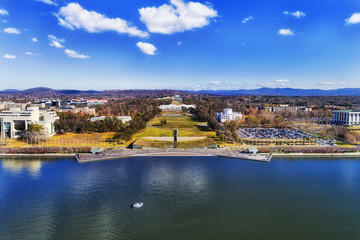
[132,202,143,208]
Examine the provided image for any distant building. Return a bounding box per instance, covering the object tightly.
[1,102,28,110]
[270,105,312,112]
[216,108,242,123]
[56,106,96,116]
[332,110,360,126]
[86,99,108,106]
[0,107,59,138]
[159,104,195,111]
[89,116,132,123]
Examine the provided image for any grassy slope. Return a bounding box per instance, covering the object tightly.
[134,115,216,139]
[134,138,216,148]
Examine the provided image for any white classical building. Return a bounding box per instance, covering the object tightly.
[89,116,132,123]
[216,108,243,123]
[159,104,196,111]
[0,107,59,138]
[332,110,360,126]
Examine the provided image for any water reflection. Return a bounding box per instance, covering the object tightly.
[1,159,42,177]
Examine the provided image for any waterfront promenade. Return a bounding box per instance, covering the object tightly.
[75,148,272,163]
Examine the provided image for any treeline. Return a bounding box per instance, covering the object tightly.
[55,113,126,133]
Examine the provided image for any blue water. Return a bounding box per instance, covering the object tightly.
[0,156,360,240]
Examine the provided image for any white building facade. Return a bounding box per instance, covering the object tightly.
[0,107,59,138]
[89,116,132,123]
[332,110,360,126]
[159,104,196,111]
[216,108,243,123]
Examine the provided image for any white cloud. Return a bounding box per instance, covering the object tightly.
[346,13,360,24]
[48,35,65,48]
[32,37,38,42]
[139,0,218,34]
[317,81,336,85]
[210,81,222,85]
[65,49,90,59]
[278,28,294,36]
[3,54,16,59]
[2,20,9,23]
[35,0,57,6]
[25,51,41,56]
[136,42,157,55]
[283,10,306,18]
[0,9,9,15]
[242,16,253,24]
[4,27,21,34]
[177,41,182,46]
[56,3,148,38]
[275,79,290,83]
[317,81,347,86]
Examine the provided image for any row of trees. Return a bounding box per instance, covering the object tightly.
[55,113,126,133]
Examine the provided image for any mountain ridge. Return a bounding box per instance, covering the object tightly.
[1,87,360,96]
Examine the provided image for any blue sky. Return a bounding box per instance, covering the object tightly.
[0,0,360,90]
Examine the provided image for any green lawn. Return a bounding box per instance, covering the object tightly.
[132,115,216,140]
[151,116,207,129]
[134,138,216,148]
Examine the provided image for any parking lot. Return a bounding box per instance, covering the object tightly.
[238,128,336,146]
[239,128,314,139]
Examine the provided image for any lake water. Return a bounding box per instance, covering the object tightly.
[0,156,360,240]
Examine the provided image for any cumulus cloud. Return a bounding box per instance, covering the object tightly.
[56,2,148,38]
[4,27,21,34]
[0,9,9,15]
[139,0,218,34]
[35,0,57,6]
[25,51,41,56]
[283,10,306,18]
[242,16,253,24]
[136,42,157,55]
[275,79,290,83]
[32,37,38,42]
[3,54,16,59]
[346,13,360,24]
[278,28,294,36]
[65,49,90,59]
[48,35,65,48]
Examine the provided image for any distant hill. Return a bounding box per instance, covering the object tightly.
[0,89,21,93]
[0,87,188,97]
[1,87,360,97]
[194,87,360,96]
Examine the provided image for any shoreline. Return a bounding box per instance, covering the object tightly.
[1,151,360,160]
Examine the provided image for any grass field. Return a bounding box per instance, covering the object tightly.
[134,115,215,139]
[172,100,182,105]
[2,132,120,148]
[151,116,207,129]
[134,138,216,148]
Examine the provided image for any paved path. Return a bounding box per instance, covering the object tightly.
[143,137,206,141]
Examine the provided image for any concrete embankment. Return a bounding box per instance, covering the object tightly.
[0,153,76,159]
[272,152,360,158]
[76,149,272,163]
